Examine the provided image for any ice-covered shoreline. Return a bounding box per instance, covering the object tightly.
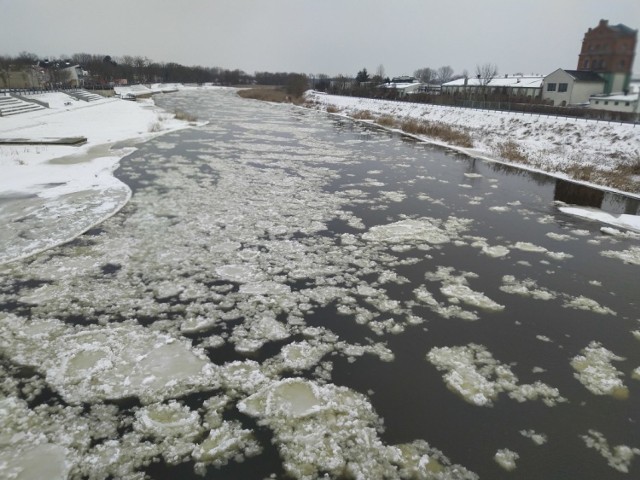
[304,91,640,233]
[305,92,640,196]
[0,87,206,265]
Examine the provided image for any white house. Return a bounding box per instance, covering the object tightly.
[380,79,423,97]
[589,92,639,115]
[541,69,605,106]
[441,75,544,98]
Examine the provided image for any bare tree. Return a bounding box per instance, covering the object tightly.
[436,65,454,85]
[475,63,498,87]
[375,64,386,80]
[414,67,436,84]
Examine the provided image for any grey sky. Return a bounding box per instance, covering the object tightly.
[1,0,638,78]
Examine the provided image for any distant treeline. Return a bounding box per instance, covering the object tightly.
[0,52,317,87]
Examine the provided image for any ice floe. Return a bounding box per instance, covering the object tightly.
[494,448,519,471]
[571,342,628,398]
[581,430,640,473]
[426,344,566,407]
[0,315,215,404]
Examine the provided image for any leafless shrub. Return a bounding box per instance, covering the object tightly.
[401,118,474,148]
[237,87,305,104]
[375,115,396,127]
[566,164,595,181]
[498,140,528,163]
[350,110,374,120]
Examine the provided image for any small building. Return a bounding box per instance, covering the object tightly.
[541,69,605,106]
[441,75,544,98]
[589,92,639,115]
[380,79,423,97]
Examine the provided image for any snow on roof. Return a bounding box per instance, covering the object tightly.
[590,93,638,102]
[443,75,544,88]
[563,70,605,82]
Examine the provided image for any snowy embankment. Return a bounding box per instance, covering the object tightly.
[305,92,640,189]
[0,88,196,265]
[305,91,640,233]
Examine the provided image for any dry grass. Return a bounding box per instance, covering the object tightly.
[498,140,529,163]
[566,164,596,181]
[401,118,474,148]
[375,115,397,127]
[350,110,374,120]
[174,109,198,122]
[237,87,304,104]
[326,105,340,113]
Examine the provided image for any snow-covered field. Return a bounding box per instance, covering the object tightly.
[0,88,203,264]
[305,91,640,195]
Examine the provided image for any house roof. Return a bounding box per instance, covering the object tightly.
[442,75,544,88]
[563,70,605,82]
[590,93,638,102]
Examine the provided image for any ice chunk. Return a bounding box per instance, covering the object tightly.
[0,316,215,404]
[494,448,519,471]
[427,344,566,407]
[363,218,451,244]
[601,246,640,266]
[571,342,628,398]
[520,429,547,445]
[0,443,69,480]
[581,430,640,473]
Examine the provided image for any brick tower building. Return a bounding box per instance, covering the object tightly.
[577,19,637,93]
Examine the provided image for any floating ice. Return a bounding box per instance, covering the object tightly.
[571,342,628,398]
[363,218,450,244]
[0,315,215,404]
[427,344,566,407]
[440,283,504,312]
[581,430,640,473]
[520,429,548,445]
[239,378,476,479]
[494,448,519,471]
[563,295,616,316]
[500,275,557,301]
[0,443,70,480]
[134,401,202,440]
[601,246,640,266]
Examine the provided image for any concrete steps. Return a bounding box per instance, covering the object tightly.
[67,90,104,102]
[0,96,46,117]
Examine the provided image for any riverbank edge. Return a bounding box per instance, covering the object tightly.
[300,91,640,201]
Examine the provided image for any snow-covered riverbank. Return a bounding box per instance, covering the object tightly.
[305,91,640,196]
[0,88,204,264]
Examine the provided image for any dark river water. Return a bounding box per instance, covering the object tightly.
[1,88,640,479]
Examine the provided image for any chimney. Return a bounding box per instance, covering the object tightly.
[599,19,608,27]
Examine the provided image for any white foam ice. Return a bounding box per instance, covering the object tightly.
[571,342,628,398]
[0,315,215,404]
[494,448,519,471]
[581,430,640,473]
[601,246,640,266]
[427,344,566,407]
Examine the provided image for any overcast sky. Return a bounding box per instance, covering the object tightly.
[1,0,638,77]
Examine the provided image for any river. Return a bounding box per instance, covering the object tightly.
[1,88,639,479]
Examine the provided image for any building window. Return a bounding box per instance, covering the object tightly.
[614,101,619,105]
[584,59,590,68]
[619,60,625,69]
[626,102,630,106]
[604,101,609,105]
[595,100,600,104]
[558,83,568,92]
[547,83,556,91]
